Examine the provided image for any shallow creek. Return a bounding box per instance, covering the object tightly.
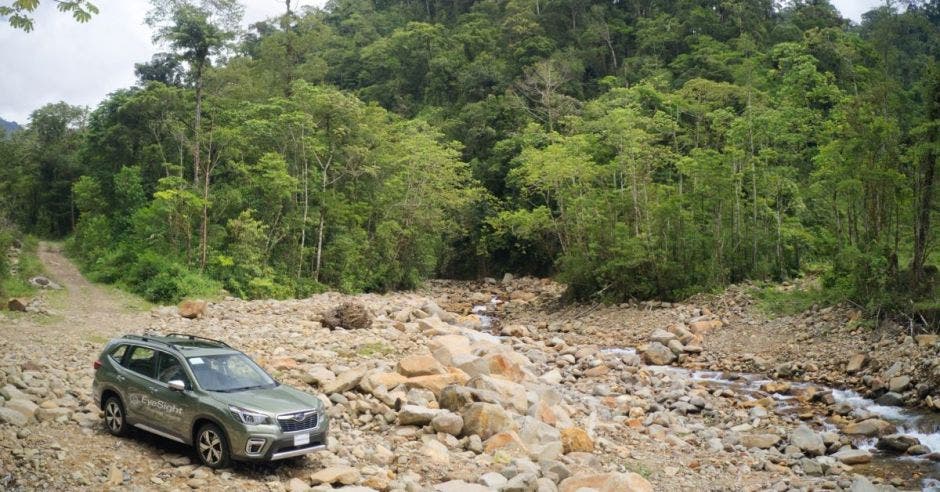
[626,350,940,490]
[471,299,940,489]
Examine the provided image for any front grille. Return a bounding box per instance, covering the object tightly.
[277,410,318,432]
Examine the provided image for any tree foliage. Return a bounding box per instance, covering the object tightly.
[1,0,938,322]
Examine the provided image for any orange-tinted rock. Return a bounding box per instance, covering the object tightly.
[559,473,653,492]
[397,355,446,377]
[561,427,594,453]
[406,369,469,397]
[483,431,529,455]
[178,299,207,319]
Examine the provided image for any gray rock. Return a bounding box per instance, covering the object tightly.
[0,407,28,427]
[478,472,508,489]
[843,418,894,437]
[790,425,825,456]
[876,434,919,453]
[888,376,911,393]
[666,339,685,356]
[322,368,366,394]
[833,448,873,464]
[642,342,676,366]
[800,458,823,476]
[397,405,440,426]
[740,433,780,449]
[431,411,463,436]
[433,480,490,492]
[649,329,676,345]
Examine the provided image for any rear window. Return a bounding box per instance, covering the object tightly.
[122,346,157,379]
[109,345,127,362]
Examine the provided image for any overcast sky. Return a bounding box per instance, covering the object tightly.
[0,0,885,124]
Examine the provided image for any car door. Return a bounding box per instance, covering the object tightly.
[150,351,192,439]
[120,345,158,423]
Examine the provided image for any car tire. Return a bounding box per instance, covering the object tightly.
[103,395,129,437]
[195,423,231,469]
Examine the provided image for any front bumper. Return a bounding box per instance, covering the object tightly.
[229,417,329,461]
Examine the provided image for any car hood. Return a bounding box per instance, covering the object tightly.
[209,385,322,416]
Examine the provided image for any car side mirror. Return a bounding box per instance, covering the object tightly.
[168,380,186,392]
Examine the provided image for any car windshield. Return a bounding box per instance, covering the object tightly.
[187,353,276,392]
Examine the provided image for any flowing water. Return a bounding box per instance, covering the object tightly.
[641,363,940,490]
[471,301,940,489]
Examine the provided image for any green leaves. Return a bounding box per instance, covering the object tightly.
[2,0,97,31]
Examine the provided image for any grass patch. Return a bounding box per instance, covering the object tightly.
[751,281,844,318]
[625,462,653,478]
[1,235,42,299]
[84,334,109,344]
[355,342,394,357]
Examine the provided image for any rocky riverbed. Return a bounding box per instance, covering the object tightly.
[1,248,939,491]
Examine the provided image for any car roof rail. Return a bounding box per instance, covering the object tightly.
[122,334,160,344]
[164,333,232,348]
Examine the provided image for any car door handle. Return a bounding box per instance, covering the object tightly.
[148,387,158,393]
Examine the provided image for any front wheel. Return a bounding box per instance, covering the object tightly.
[195,423,231,469]
[103,396,129,437]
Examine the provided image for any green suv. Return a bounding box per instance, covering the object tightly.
[92,333,329,468]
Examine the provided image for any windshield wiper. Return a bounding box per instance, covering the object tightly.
[219,385,265,393]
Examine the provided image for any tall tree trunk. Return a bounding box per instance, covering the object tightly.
[297,134,309,280]
[314,168,326,283]
[194,61,207,270]
[912,70,939,288]
[193,62,204,187]
[282,0,295,96]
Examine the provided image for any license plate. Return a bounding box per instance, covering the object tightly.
[293,433,310,447]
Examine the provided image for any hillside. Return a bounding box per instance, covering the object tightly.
[0,117,20,135]
[0,1,936,322]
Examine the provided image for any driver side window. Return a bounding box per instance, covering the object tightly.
[156,351,189,387]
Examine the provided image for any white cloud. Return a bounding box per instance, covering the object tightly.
[0,0,319,124]
[831,0,884,23]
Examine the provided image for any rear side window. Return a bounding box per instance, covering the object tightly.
[123,346,157,379]
[109,345,127,363]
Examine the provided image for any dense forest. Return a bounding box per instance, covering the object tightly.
[0,0,938,321]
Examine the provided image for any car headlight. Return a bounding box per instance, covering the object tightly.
[229,406,271,425]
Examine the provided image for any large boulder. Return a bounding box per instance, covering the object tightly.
[429,335,472,366]
[483,431,530,456]
[322,368,366,394]
[431,411,464,436]
[740,433,780,449]
[321,302,372,330]
[0,407,28,427]
[560,427,594,453]
[439,385,476,412]
[649,329,676,345]
[397,355,446,377]
[790,425,825,456]
[466,375,528,413]
[846,354,867,373]
[462,402,515,440]
[642,342,676,366]
[843,418,895,437]
[876,434,920,453]
[406,369,470,397]
[309,466,360,485]
[558,473,653,492]
[4,399,38,421]
[833,448,873,465]
[178,299,207,319]
[397,405,441,426]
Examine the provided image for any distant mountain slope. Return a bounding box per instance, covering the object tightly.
[1,118,22,135]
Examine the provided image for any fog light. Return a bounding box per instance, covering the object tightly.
[246,438,266,455]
